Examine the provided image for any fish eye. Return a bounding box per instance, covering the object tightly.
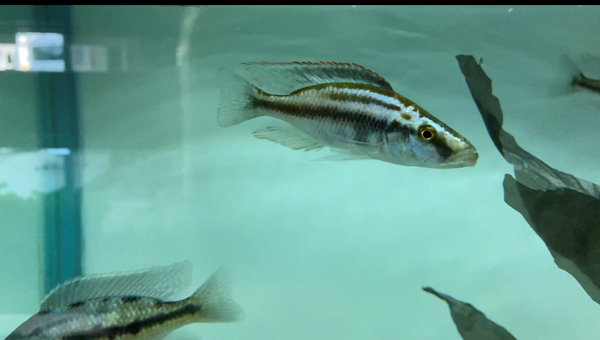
[419,125,437,141]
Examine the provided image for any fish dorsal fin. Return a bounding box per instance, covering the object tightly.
[243,61,394,94]
[40,261,193,310]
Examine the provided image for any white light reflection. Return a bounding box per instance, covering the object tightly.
[0,148,105,199]
[0,44,16,71]
[15,32,65,72]
[40,148,71,156]
[3,33,110,73]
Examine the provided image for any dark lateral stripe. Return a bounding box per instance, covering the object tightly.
[254,98,390,143]
[255,96,456,160]
[67,301,86,309]
[65,296,141,312]
[254,96,423,145]
[120,296,142,304]
[254,98,390,128]
[324,90,402,112]
[288,84,403,112]
[63,304,200,340]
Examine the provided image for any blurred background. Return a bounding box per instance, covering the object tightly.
[0,5,599,340]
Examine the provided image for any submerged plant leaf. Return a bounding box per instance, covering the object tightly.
[503,175,600,304]
[423,287,517,340]
[456,54,600,305]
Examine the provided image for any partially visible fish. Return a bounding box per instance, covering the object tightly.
[571,71,600,94]
[550,55,600,96]
[216,61,478,169]
[5,262,243,340]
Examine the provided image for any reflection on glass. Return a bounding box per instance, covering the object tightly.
[0,43,16,71]
[15,32,65,72]
[1,33,110,73]
[71,44,108,73]
[0,149,67,199]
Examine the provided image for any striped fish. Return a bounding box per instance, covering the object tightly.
[5,262,243,340]
[217,61,478,169]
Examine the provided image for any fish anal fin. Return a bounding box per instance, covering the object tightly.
[312,148,372,162]
[253,125,325,152]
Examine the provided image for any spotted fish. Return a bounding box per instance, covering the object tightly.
[5,262,243,340]
[217,61,478,169]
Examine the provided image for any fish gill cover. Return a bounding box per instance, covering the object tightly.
[455,55,600,307]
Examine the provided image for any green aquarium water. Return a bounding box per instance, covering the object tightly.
[0,5,599,340]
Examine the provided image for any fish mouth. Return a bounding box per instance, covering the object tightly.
[445,147,479,168]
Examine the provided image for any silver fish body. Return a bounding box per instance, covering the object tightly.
[217,61,478,169]
[8,297,194,340]
[5,263,243,340]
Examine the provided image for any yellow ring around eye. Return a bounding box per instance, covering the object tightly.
[419,125,437,141]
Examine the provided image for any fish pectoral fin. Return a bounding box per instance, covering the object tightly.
[253,125,325,152]
[312,148,372,162]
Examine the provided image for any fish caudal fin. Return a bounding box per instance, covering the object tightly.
[190,267,244,323]
[216,69,262,128]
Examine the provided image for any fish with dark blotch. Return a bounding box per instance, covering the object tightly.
[5,262,243,340]
[217,61,478,169]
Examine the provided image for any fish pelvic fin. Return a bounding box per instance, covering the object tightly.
[216,68,263,128]
[190,267,244,323]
